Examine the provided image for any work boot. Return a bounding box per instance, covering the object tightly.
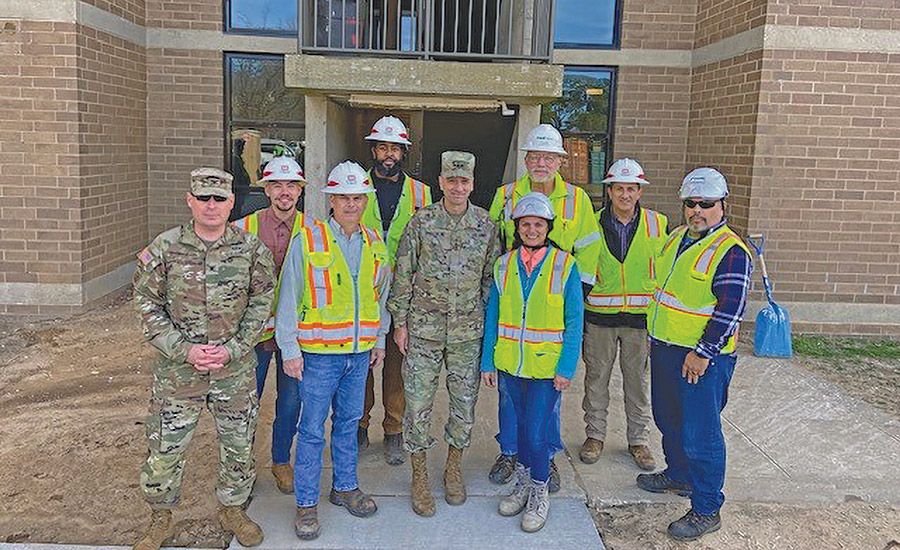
[443,445,466,505]
[357,426,369,451]
[667,509,721,541]
[293,505,319,540]
[521,480,550,533]
[384,433,405,465]
[636,471,692,497]
[272,463,294,494]
[629,445,656,471]
[328,488,378,517]
[410,451,435,517]
[489,453,517,485]
[579,437,603,464]
[217,506,263,547]
[132,509,173,550]
[498,463,531,516]
[548,458,560,493]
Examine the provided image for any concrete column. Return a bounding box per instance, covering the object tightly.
[304,95,329,220]
[515,103,541,179]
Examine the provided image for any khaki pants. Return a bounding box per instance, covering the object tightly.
[361,327,405,435]
[581,324,652,446]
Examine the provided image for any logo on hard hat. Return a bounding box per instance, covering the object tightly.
[621,167,631,175]
[280,165,289,173]
[385,126,394,134]
[347,174,357,183]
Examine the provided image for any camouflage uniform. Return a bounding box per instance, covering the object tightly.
[388,163,499,453]
[134,181,275,509]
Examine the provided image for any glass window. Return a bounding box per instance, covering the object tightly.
[225,54,305,219]
[542,67,615,196]
[228,0,297,33]
[554,0,619,48]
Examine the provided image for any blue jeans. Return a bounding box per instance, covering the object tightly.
[497,371,560,483]
[496,375,563,459]
[650,340,736,516]
[255,344,301,465]
[293,351,370,507]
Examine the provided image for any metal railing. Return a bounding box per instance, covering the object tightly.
[298,0,555,61]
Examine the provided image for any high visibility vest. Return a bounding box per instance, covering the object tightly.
[586,208,668,315]
[493,247,575,379]
[497,173,589,252]
[295,220,390,354]
[648,224,751,354]
[362,172,431,265]
[233,211,306,342]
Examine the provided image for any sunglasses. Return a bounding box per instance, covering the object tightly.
[192,194,229,203]
[683,199,718,209]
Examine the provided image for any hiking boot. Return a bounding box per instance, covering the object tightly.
[548,458,560,493]
[384,433,405,465]
[521,480,550,533]
[489,453,517,485]
[329,488,378,517]
[629,445,656,471]
[498,463,531,516]
[357,426,369,451]
[293,506,319,540]
[410,452,435,517]
[272,463,294,495]
[667,509,721,541]
[217,506,263,547]
[636,471,692,497]
[443,446,466,505]
[579,437,603,464]
[133,509,173,550]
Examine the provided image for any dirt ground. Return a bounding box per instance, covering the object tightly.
[1,296,899,548]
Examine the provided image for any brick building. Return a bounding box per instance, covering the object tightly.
[1,0,898,336]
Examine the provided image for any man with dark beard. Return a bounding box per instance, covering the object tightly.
[358,115,432,466]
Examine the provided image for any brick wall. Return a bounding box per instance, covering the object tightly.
[620,0,697,50]
[613,66,692,222]
[146,0,221,30]
[76,25,148,282]
[81,0,146,26]
[146,49,223,236]
[766,0,900,30]
[695,0,768,47]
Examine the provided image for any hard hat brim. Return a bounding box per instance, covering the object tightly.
[601,176,650,185]
[364,135,413,146]
[520,145,568,156]
[321,186,375,195]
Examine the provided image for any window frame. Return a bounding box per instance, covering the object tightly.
[553,0,623,50]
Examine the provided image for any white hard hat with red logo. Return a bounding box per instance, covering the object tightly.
[602,158,650,185]
[512,192,556,221]
[520,124,568,156]
[363,115,413,146]
[679,167,729,200]
[260,156,306,184]
[323,161,374,194]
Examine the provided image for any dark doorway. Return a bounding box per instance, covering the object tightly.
[421,110,516,209]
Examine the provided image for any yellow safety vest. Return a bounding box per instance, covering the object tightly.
[648,224,751,353]
[295,220,389,354]
[496,173,590,251]
[493,247,575,379]
[233,211,306,342]
[362,172,431,265]
[586,208,668,315]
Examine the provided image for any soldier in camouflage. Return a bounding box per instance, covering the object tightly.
[388,151,500,517]
[131,167,275,550]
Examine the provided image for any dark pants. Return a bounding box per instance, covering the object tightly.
[498,371,560,483]
[255,344,300,465]
[650,340,736,515]
[361,328,405,435]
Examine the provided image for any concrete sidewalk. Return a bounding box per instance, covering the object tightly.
[238,349,900,549]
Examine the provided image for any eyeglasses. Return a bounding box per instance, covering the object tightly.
[683,199,718,209]
[525,153,560,164]
[192,194,229,203]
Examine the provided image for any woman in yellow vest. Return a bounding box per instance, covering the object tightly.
[480,192,584,533]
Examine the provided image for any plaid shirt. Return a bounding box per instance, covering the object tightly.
[676,220,752,358]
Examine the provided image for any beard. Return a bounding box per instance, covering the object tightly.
[374,158,402,178]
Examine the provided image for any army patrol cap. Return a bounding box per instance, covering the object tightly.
[441,151,475,179]
[190,167,234,198]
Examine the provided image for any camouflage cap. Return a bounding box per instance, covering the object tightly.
[441,151,475,179]
[190,167,233,198]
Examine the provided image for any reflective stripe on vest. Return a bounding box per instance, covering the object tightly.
[362,172,431,264]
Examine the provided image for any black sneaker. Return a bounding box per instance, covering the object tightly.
[488,453,517,484]
[548,458,560,493]
[667,509,721,541]
[357,427,369,451]
[636,471,692,497]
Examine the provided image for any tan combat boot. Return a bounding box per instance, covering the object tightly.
[133,509,173,550]
[410,451,435,517]
[272,463,294,494]
[443,445,466,505]
[217,506,264,547]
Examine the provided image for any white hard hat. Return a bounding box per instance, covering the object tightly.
[323,161,374,194]
[260,156,306,183]
[679,167,729,200]
[520,124,567,156]
[602,158,650,185]
[512,192,556,221]
[364,115,412,146]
